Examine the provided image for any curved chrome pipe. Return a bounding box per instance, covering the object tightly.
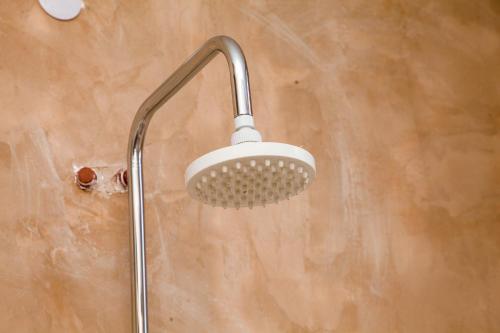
[127,36,253,333]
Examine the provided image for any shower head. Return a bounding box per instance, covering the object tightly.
[185,117,315,208]
[127,36,316,333]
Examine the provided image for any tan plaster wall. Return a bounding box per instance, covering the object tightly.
[0,1,499,332]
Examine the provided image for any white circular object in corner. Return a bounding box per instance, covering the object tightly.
[38,0,83,21]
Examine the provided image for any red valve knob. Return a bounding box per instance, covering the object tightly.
[76,167,97,190]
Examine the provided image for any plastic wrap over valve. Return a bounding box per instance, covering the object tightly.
[73,162,128,196]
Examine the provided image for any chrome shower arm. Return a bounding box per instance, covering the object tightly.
[129,35,253,153]
[127,36,253,333]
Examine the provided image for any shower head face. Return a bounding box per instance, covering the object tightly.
[185,142,315,208]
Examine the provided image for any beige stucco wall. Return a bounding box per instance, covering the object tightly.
[0,1,499,332]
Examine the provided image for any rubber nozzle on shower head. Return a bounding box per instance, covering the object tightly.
[185,116,316,209]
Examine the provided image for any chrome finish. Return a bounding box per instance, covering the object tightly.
[127,36,253,333]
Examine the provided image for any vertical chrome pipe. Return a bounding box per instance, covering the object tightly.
[127,36,253,333]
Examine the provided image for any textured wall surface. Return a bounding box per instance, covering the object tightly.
[0,1,499,332]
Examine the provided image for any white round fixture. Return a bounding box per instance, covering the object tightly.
[38,0,83,21]
[185,142,316,208]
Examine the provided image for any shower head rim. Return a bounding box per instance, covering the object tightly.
[185,141,316,183]
[185,142,316,208]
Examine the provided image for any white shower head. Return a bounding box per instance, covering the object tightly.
[185,116,315,208]
[128,36,317,330]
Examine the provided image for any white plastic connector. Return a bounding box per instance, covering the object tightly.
[231,115,262,145]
